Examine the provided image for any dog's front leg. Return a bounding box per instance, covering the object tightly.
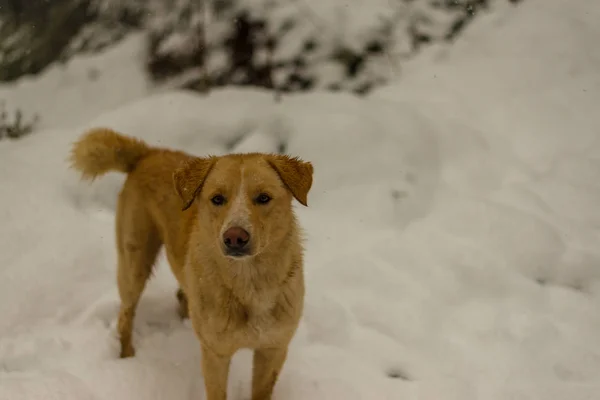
[251,346,289,400]
[201,344,232,400]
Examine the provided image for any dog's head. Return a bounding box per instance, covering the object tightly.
[173,153,313,259]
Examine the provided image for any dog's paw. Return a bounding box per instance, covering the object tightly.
[177,307,189,320]
[119,344,136,359]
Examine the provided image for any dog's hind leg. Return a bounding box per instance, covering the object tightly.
[115,189,161,358]
[165,251,189,320]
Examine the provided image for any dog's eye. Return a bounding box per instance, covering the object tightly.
[256,193,271,204]
[211,194,226,206]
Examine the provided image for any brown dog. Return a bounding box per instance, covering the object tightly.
[69,128,313,400]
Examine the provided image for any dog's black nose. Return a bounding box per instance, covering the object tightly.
[223,227,250,250]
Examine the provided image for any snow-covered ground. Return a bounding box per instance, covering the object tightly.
[1,0,600,399]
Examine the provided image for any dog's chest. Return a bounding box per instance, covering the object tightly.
[201,292,292,349]
[234,298,286,344]
[242,305,280,341]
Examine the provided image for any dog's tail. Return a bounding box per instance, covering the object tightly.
[69,128,152,180]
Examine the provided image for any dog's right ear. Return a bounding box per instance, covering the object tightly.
[173,156,216,211]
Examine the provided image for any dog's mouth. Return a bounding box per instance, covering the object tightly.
[224,248,252,258]
[221,245,256,259]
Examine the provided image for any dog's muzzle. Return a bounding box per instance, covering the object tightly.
[222,226,251,257]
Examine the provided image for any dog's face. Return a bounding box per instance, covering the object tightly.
[173,153,313,260]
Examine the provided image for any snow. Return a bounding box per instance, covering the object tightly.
[0,34,150,131]
[1,0,600,399]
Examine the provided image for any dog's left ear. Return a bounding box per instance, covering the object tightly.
[267,155,314,206]
[173,156,216,211]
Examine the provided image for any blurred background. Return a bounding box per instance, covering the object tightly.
[0,0,521,133]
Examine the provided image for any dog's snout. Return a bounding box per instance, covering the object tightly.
[223,227,250,250]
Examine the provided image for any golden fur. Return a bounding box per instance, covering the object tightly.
[69,127,314,400]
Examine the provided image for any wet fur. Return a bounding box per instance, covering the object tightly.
[70,128,313,400]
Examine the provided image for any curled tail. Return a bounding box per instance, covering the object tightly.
[69,128,152,180]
